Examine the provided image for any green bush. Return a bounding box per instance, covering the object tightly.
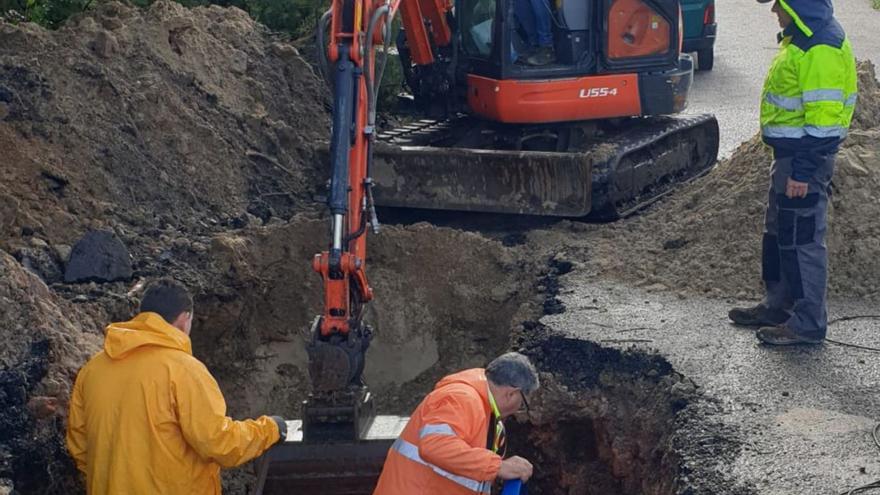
[1,0,93,27]
[1,0,328,35]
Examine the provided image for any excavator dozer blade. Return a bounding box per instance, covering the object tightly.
[371,143,593,217]
[251,416,408,495]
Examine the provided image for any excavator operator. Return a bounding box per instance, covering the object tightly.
[514,0,556,65]
[373,352,539,494]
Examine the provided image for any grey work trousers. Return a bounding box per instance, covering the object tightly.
[761,155,835,338]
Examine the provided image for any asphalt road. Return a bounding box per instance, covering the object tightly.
[686,0,880,157]
[545,277,880,494]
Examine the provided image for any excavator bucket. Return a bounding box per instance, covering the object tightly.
[251,416,408,495]
[369,114,720,219]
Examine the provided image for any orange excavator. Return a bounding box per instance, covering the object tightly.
[252,0,718,493]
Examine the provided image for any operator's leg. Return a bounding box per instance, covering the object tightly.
[528,0,553,47]
[514,0,538,48]
[524,0,555,65]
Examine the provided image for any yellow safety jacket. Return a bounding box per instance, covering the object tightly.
[66,312,280,495]
[760,0,857,181]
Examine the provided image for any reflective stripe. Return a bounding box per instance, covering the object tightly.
[762,126,806,139]
[778,0,813,37]
[762,125,848,139]
[391,438,492,493]
[845,94,858,107]
[765,93,803,111]
[802,89,844,103]
[419,424,456,439]
[805,125,847,138]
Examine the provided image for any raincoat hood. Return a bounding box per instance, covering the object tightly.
[779,0,833,38]
[104,312,192,359]
[434,368,492,414]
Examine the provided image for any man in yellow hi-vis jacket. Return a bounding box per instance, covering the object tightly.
[729,0,857,345]
[66,278,286,494]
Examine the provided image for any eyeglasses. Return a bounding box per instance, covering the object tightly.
[518,390,530,415]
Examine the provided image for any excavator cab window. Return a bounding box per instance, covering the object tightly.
[460,0,497,59]
[504,0,597,75]
[457,0,681,81]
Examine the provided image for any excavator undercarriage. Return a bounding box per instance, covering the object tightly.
[372,113,719,218]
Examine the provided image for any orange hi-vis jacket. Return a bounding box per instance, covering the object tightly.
[66,312,281,495]
[373,368,502,495]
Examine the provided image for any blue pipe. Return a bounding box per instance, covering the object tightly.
[502,479,528,495]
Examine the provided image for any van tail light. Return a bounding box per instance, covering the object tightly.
[704,3,715,25]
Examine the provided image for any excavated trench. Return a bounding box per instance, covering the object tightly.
[509,326,689,495]
[186,217,693,494]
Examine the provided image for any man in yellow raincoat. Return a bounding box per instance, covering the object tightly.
[66,278,286,494]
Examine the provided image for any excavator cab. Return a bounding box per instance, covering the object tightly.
[457,0,692,123]
[461,0,678,76]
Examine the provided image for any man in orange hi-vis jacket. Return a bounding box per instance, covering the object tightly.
[374,352,539,494]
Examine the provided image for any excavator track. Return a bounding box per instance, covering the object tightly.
[371,114,720,219]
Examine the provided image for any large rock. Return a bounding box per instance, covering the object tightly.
[64,230,133,283]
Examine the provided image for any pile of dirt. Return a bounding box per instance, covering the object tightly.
[0,0,328,265]
[0,251,103,494]
[590,61,880,300]
[0,2,334,492]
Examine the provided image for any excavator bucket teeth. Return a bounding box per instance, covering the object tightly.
[371,143,593,217]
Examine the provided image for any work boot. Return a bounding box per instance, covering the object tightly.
[515,47,535,65]
[728,304,789,327]
[756,325,824,346]
[526,46,555,66]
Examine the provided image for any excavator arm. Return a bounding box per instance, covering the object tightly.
[249,4,452,493]
[304,0,451,440]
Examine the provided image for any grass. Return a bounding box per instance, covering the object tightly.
[874,0,880,10]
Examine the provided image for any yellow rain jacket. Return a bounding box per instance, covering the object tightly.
[66,312,281,495]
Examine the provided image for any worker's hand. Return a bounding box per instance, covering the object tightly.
[785,177,809,199]
[498,456,533,482]
[270,416,288,444]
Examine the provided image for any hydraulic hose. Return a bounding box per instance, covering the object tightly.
[364,4,394,129]
[316,9,333,86]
